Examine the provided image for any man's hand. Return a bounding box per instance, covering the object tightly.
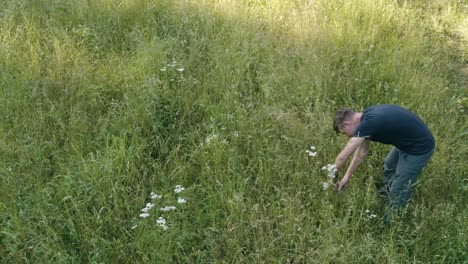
[334,176,350,191]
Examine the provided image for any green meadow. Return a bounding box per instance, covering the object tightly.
[0,0,466,262]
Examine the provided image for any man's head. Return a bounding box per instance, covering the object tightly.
[333,108,360,137]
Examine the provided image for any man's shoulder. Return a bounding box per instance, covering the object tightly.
[364,104,402,112]
[363,104,405,118]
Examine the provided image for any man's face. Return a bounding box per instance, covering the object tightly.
[339,120,357,137]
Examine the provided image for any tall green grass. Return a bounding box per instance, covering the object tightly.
[0,0,466,262]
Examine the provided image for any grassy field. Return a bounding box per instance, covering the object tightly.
[0,0,466,263]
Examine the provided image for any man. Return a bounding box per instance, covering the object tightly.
[332,104,435,217]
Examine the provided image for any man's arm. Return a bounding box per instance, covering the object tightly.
[334,137,366,171]
[334,138,370,190]
[336,139,370,190]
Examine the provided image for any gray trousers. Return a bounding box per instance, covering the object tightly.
[383,147,434,209]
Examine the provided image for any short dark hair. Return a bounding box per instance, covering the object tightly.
[333,108,355,133]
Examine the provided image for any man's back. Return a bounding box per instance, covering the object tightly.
[354,104,435,155]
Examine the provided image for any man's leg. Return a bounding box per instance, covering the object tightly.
[388,150,434,210]
[380,147,400,196]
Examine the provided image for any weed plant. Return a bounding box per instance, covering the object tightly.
[0,0,466,263]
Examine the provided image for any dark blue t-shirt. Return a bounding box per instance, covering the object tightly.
[354,104,435,155]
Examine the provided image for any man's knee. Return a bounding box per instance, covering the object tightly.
[384,148,399,169]
[389,184,414,209]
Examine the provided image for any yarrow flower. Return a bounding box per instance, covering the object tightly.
[322,182,330,190]
[134,187,188,231]
[306,146,317,157]
[141,202,155,213]
[139,213,150,218]
[174,185,185,194]
[160,206,177,212]
[205,134,219,144]
[365,209,377,219]
[322,164,337,178]
[156,217,166,225]
[320,164,338,191]
[150,192,162,199]
[168,61,177,68]
[160,60,184,74]
[156,217,168,230]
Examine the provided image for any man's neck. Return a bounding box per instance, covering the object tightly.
[354,112,362,122]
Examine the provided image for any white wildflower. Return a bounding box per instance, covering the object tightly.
[177,198,187,204]
[174,185,185,193]
[150,192,162,199]
[365,209,377,219]
[322,182,330,190]
[141,202,155,213]
[160,67,167,72]
[205,134,218,144]
[156,217,169,231]
[139,213,150,218]
[322,164,337,178]
[156,217,166,225]
[177,68,184,72]
[160,206,177,212]
[306,146,317,157]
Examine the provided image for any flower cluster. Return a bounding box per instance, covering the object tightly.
[304,144,338,190]
[365,209,377,219]
[321,164,338,190]
[138,193,161,218]
[160,206,177,212]
[322,164,337,178]
[139,202,155,218]
[160,60,184,72]
[157,217,168,231]
[175,185,185,193]
[322,182,330,190]
[306,146,317,157]
[150,192,162,199]
[134,185,188,231]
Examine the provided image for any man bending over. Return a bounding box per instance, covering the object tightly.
[332,104,435,220]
